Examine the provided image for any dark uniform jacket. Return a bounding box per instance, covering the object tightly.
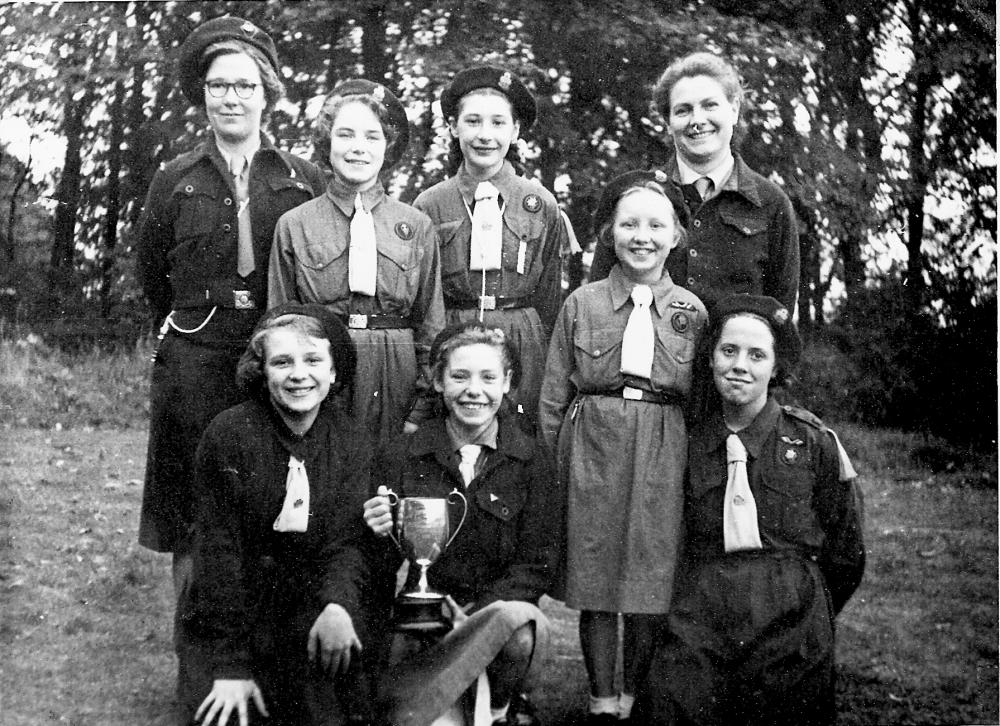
[136,135,326,342]
[685,397,865,613]
[590,154,800,312]
[373,415,561,609]
[180,397,377,679]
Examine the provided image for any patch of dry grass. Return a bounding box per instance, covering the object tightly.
[0,419,996,724]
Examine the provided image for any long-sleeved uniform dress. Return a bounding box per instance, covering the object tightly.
[268,177,445,441]
[538,265,706,613]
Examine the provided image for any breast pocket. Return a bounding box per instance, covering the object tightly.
[378,237,421,306]
[572,326,622,386]
[474,484,526,561]
[260,176,317,231]
[167,181,220,268]
[434,219,468,282]
[759,466,818,541]
[652,326,696,388]
[503,214,546,285]
[718,210,771,293]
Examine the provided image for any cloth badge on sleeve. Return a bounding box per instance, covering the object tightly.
[670,300,697,311]
[395,221,414,240]
[671,312,690,334]
[522,194,542,213]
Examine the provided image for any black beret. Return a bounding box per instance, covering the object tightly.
[178,16,279,105]
[246,302,357,394]
[710,294,801,368]
[592,169,690,237]
[320,79,411,168]
[440,66,537,129]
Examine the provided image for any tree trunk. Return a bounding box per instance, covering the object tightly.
[101,77,126,318]
[50,89,88,271]
[6,147,32,266]
[903,0,931,317]
[361,3,389,85]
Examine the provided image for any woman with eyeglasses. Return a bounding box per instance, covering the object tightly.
[135,14,326,657]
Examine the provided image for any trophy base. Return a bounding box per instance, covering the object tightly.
[392,591,453,637]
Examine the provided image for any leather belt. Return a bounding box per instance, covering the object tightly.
[592,386,683,405]
[174,285,257,310]
[448,295,529,311]
[340,313,410,330]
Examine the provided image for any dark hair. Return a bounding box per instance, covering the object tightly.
[596,181,688,258]
[650,51,746,148]
[445,88,524,176]
[235,312,355,396]
[312,93,401,172]
[200,40,285,112]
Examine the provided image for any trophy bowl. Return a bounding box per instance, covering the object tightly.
[386,488,467,634]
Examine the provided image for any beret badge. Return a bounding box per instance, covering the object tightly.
[773,307,790,325]
[372,85,386,103]
[498,71,513,91]
[240,21,258,36]
[654,169,668,183]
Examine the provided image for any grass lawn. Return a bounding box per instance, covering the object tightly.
[0,424,996,725]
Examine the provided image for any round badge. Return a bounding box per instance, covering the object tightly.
[783,448,798,463]
[774,307,789,324]
[522,194,542,213]
[395,221,414,240]
[671,311,690,334]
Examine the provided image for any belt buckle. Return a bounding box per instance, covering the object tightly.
[232,290,255,309]
[479,295,496,311]
[622,386,643,401]
[348,314,368,329]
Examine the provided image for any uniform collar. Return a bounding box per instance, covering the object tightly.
[445,417,499,451]
[608,263,678,317]
[215,137,262,175]
[325,177,386,217]
[184,133,294,177]
[675,152,735,192]
[666,153,763,208]
[409,415,532,462]
[456,160,517,205]
[695,396,780,459]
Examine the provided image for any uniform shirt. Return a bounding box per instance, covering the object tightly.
[268,178,445,370]
[136,135,325,343]
[181,397,375,679]
[685,397,866,613]
[373,416,560,608]
[538,265,706,453]
[413,161,567,335]
[590,154,800,312]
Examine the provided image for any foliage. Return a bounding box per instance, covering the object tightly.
[798,277,998,447]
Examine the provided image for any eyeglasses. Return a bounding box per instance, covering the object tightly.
[204,80,260,99]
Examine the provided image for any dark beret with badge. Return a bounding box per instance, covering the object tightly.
[178,15,279,105]
[592,169,690,238]
[710,293,801,369]
[315,78,411,169]
[440,66,537,129]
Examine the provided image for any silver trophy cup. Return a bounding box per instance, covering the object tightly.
[386,487,468,633]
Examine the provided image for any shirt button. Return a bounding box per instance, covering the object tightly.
[296,182,305,189]
[687,277,695,286]
[223,224,231,232]
[689,249,698,257]
[693,219,702,228]
[224,197,233,206]
[184,185,193,193]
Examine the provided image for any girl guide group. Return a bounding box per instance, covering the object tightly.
[135,14,866,726]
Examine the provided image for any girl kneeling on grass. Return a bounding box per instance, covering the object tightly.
[363,322,560,725]
[177,303,378,726]
[538,171,707,724]
[641,294,865,726]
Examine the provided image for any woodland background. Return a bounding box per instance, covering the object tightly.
[0,0,996,447]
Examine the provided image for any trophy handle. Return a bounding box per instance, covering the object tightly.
[444,488,468,549]
[384,488,402,550]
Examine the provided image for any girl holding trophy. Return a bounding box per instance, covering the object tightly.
[363,322,560,725]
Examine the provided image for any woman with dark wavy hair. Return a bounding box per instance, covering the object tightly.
[269,79,444,443]
[176,303,379,726]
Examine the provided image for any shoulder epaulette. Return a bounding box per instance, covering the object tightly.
[782,405,825,430]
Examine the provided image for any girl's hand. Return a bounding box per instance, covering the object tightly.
[362,485,394,536]
[308,603,361,676]
[195,679,268,726]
